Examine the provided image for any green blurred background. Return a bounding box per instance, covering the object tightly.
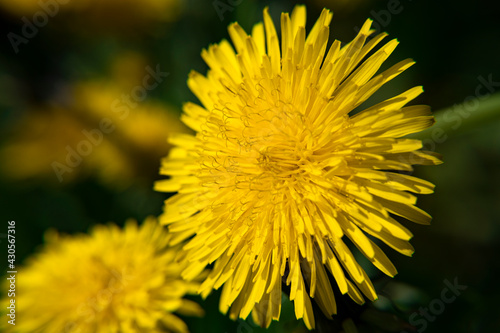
[0,0,499,332]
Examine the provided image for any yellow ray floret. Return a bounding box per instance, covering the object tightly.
[156,5,441,330]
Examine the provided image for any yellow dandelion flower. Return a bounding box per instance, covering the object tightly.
[0,56,187,186]
[155,5,441,329]
[0,0,181,23]
[2,217,205,333]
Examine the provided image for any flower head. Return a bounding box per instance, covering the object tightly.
[156,5,441,329]
[2,217,204,333]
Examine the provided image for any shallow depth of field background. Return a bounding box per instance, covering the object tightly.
[0,0,499,332]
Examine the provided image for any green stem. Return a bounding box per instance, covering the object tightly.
[409,91,500,140]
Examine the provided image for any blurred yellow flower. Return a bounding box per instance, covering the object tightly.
[0,0,181,23]
[0,54,187,186]
[1,217,205,333]
[0,106,130,184]
[156,5,441,329]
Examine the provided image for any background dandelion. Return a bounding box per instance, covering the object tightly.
[0,217,206,333]
[0,0,499,332]
[0,52,187,187]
